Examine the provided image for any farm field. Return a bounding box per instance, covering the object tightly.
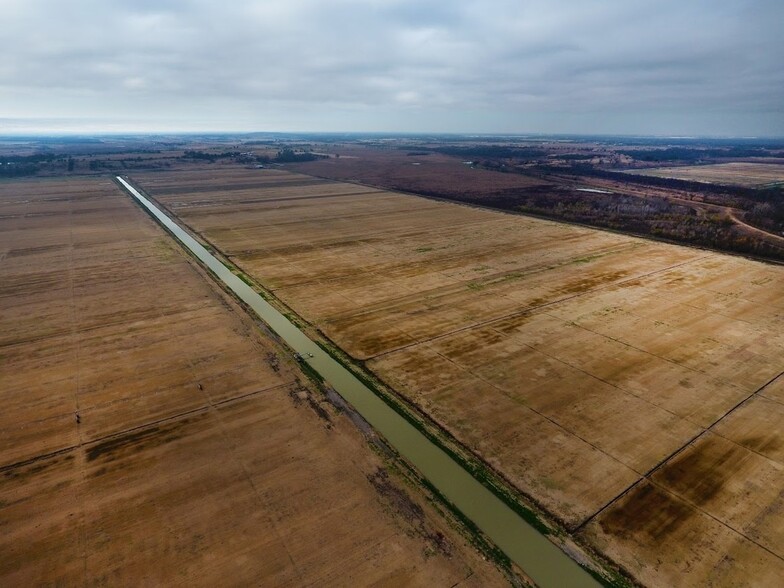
[0,176,505,586]
[133,167,784,586]
[290,145,551,197]
[627,162,784,187]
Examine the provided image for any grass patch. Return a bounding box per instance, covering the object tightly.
[572,253,605,264]
[378,448,515,576]
[313,340,552,537]
[233,270,255,287]
[584,564,636,588]
[468,271,525,292]
[297,357,325,384]
[419,475,512,570]
[500,271,523,281]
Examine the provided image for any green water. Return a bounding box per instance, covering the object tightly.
[117,176,599,587]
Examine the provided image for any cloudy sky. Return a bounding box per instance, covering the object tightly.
[1,0,782,135]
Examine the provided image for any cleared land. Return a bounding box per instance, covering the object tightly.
[628,162,784,187]
[132,167,784,586]
[0,176,505,586]
[290,146,551,198]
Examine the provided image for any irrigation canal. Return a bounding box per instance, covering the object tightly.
[117,175,599,587]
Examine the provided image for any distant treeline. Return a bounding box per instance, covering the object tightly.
[2,153,59,164]
[539,164,784,237]
[0,153,66,177]
[466,188,784,261]
[0,163,39,177]
[401,144,783,162]
[410,142,782,163]
[182,150,243,161]
[405,145,548,159]
[264,149,325,163]
[619,147,780,162]
[542,165,782,204]
[182,148,325,164]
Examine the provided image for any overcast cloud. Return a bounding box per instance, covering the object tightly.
[1,0,782,135]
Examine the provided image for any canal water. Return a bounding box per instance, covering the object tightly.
[117,176,599,587]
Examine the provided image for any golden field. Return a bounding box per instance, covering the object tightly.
[132,167,784,586]
[629,162,784,187]
[0,176,505,586]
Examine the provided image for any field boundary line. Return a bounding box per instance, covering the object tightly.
[0,383,290,473]
[574,368,784,533]
[368,255,709,361]
[644,477,784,564]
[315,241,642,323]
[297,171,784,267]
[560,319,748,421]
[427,346,639,474]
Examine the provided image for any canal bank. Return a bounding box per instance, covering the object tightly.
[116,175,601,587]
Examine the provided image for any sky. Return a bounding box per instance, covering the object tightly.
[1,0,783,136]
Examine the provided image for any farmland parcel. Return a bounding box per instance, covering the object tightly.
[0,176,505,586]
[131,168,784,586]
[627,162,784,188]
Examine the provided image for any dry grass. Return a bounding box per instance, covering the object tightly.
[628,162,784,187]
[131,167,784,586]
[0,176,505,586]
[289,146,549,196]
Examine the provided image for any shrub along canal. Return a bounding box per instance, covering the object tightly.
[117,175,599,587]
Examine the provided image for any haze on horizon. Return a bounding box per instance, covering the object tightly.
[1,0,783,137]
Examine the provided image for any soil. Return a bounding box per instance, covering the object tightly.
[630,162,784,187]
[0,175,507,586]
[130,167,784,586]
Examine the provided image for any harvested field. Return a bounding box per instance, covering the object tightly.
[289,146,550,197]
[0,176,505,586]
[627,162,784,187]
[132,167,784,586]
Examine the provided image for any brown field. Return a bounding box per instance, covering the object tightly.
[131,167,784,586]
[628,162,784,187]
[0,176,506,586]
[290,146,550,197]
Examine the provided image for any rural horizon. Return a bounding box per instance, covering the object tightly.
[2,112,784,141]
[3,126,784,140]
[2,1,783,587]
